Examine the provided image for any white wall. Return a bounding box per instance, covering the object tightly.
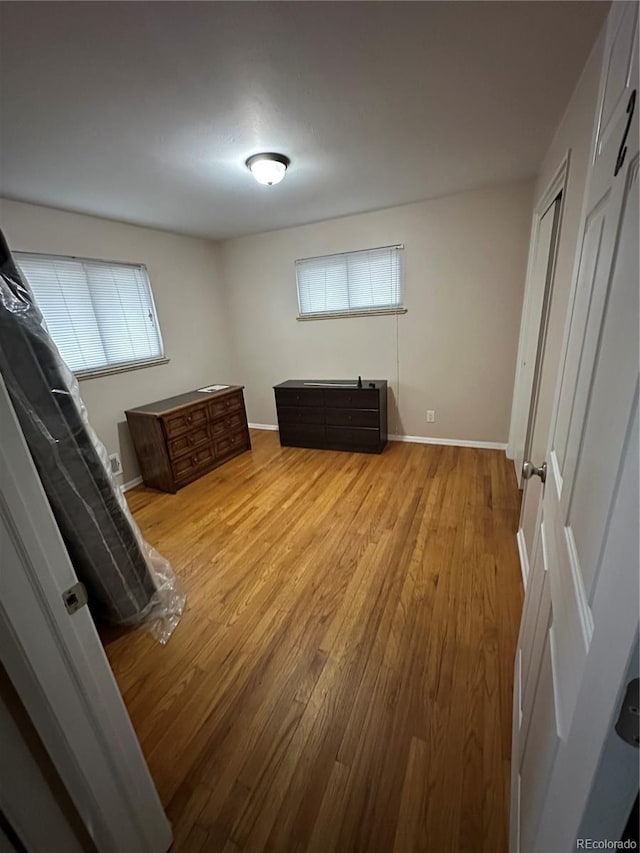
[530,33,605,415]
[508,31,605,470]
[0,199,231,482]
[1,182,534,479]
[221,181,533,444]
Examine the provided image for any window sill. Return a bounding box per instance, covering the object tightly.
[75,357,170,381]
[296,307,407,321]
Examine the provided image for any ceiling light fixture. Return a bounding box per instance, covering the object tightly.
[246,152,290,186]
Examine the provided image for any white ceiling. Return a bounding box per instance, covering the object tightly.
[0,1,608,240]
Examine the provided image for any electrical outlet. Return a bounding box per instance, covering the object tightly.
[109,452,123,476]
[426,410,436,423]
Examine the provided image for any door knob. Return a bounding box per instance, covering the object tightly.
[522,460,547,483]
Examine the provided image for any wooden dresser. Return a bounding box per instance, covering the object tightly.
[125,386,250,492]
[274,380,388,454]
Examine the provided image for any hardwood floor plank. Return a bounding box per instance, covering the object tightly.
[393,736,429,853]
[458,538,487,853]
[307,760,351,853]
[105,431,523,852]
[168,783,215,850]
[180,824,213,853]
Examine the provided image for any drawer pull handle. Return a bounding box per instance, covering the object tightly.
[186,415,192,424]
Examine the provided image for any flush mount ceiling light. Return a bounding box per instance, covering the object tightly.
[246,152,290,186]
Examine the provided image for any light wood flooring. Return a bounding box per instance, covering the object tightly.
[106,430,523,853]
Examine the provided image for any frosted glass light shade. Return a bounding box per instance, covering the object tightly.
[246,153,290,186]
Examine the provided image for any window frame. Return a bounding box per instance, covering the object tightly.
[295,243,407,321]
[14,251,169,381]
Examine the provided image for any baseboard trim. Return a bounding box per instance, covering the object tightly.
[121,475,143,494]
[248,423,507,451]
[512,458,523,488]
[389,434,508,451]
[516,528,529,590]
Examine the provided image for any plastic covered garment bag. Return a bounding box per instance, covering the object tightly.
[0,230,185,643]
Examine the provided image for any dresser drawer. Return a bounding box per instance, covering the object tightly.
[323,389,379,410]
[277,406,324,426]
[163,404,208,438]
[279,424,326,447]
[275,388,325,408]
[214,428,249,459]
[171,443,215,480]
[325,426,380,447]
[324,408,379,428]
[210,392,243,421]
[168,425,210,459]
[210,410,246,438]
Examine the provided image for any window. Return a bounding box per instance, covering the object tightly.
[15,252,166,377]
[295,244,405,319]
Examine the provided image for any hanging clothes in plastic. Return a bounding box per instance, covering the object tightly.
[0,230,184,643]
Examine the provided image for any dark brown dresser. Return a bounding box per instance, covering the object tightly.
[125,386,250,492]
[274,380,387,453]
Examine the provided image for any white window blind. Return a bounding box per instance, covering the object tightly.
[15,252,165,376]
[295,244,404,318]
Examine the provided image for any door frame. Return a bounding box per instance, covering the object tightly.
[508,153,570,496]
[0,372,172,852]
[521,194,562,470]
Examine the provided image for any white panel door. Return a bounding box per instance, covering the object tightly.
[511,4,639,851]
[0,370,173,853]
